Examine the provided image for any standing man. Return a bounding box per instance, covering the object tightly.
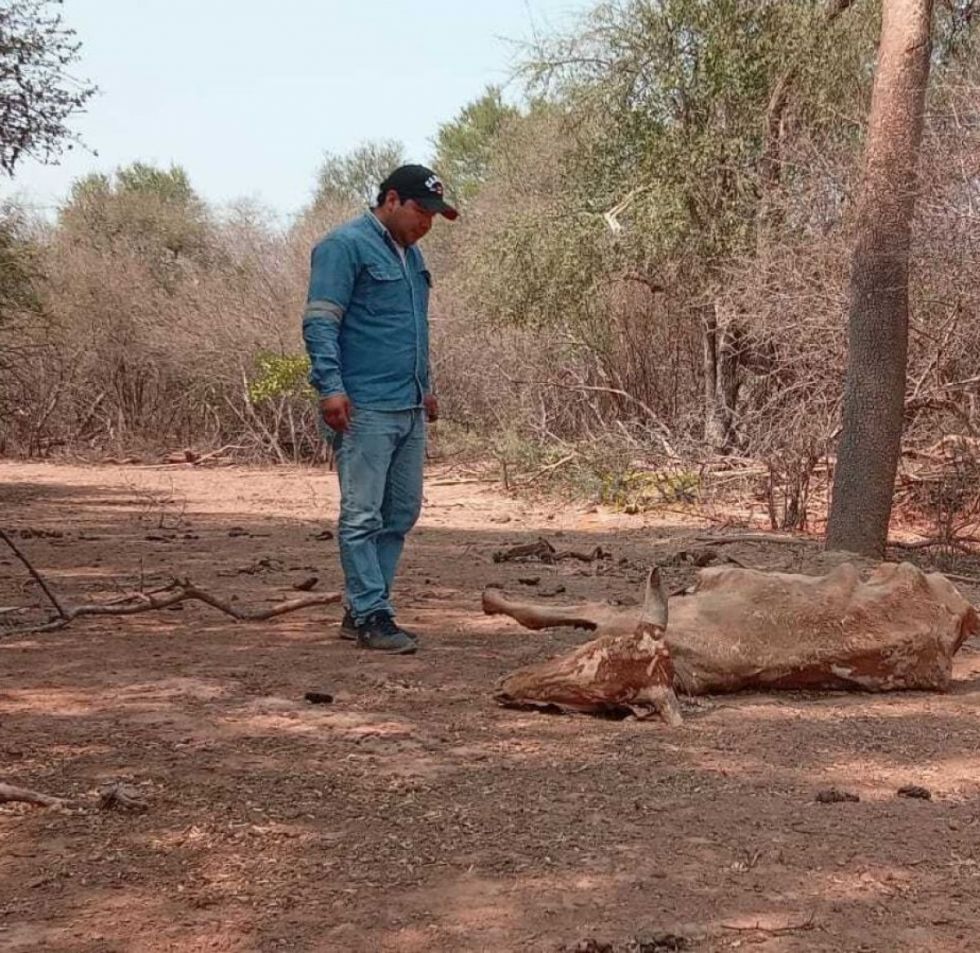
[303,165,458,655]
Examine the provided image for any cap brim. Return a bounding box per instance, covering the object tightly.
[416,196,459,221]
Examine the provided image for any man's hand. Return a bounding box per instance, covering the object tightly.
[423,394,439,422]
[320,394,352,433]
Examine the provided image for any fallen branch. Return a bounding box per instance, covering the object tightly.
[194,444,244,465]
[0,528,69,620]
[0,528,341,635]
[721,916,815,936]
[888,537,980,553]
[99,782,148,813]
[492,537,611,565]
[0,782,67,808]
[133,444,245,470]
[103,583,174,606]
[513,453,579,487]
[939,571,980,587]
[704,468,771,484]
[427,477,498,487]
[695,533,815,547]
[697,531,980,561]
[16,580,342,634]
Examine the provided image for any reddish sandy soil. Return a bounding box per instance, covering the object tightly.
[2,460,980,953]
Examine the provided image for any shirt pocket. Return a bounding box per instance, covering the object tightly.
[363,262,408,316]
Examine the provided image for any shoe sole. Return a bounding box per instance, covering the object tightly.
[340,627,419,645]
[355,641,417,655]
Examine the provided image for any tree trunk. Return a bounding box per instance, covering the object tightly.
[826,0,935,557]
[702,303,740,454]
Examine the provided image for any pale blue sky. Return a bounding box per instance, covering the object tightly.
[1,0,592,220]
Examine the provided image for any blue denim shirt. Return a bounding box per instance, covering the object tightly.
[302,211,431,410]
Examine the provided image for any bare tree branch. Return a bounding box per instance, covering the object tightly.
[0,782,67,808]
[0,527,69,620]
[0,529,341,635]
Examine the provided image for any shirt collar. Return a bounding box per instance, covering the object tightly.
[364,210,407,251]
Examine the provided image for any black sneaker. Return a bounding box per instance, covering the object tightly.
[356,612,417,655]
[338,608,358,641]
[341,608,419,644]
[397,622,421,645]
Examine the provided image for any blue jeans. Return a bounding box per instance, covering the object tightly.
[334,408,425,623]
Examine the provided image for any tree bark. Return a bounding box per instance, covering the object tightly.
[702,304,740,454]
[826,0,935,557]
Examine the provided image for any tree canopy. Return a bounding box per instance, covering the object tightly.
[0,0,95,174]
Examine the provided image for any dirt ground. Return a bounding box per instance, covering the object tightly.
[2,460,980,953]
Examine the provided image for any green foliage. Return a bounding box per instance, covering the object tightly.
[0,0,96,174]
[464,203,612,331]
[0,202,42,321]
[313,140,405,209]
[597,467,700,511]
[248,353,314,404]
[540,0,876,260]
[487,430,702,510]
[499,1,874,302]
[116,162,198,205]
[456,103,621,334]
[458,0,882,338]
[433,86,521,200]
[59,161,211,267]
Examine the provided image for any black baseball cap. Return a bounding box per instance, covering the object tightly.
[378,164,458,220]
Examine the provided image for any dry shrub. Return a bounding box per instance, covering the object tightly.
[1,42,979,552]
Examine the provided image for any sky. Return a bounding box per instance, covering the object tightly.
[1,0,593,221]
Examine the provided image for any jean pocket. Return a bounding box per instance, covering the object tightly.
[347,407,396,438]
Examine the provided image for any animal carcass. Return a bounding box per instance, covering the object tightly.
[483,561,978,725]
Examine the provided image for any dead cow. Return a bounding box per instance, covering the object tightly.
[483,562,978,726]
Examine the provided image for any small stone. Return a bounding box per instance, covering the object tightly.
[815,788,860,804]
[897,785,932,800]
[304,692,334,705]
[629,934,690,952]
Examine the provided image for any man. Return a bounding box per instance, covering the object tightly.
[302,164,458,655]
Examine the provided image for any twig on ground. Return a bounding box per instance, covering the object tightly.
[427,476,499,487]
[513,453,579,487]
[0,782,68,809]
[939,571,980,587]
[133,443,246,470]
[695,533,815,547]
[721,916,816,936]
[0,528,69,620]
[888,537,980,553]
[99,782,148,813]
[492,537,611,565]
[10,580,342,635]
[0,529,341,635]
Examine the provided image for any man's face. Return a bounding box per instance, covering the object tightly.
[384,193,435,246]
